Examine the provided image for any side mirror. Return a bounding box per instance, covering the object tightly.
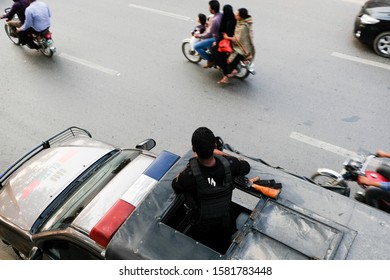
[28,246,43,260]
[135,139,156,151]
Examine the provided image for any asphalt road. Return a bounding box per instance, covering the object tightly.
[0,0,389,259]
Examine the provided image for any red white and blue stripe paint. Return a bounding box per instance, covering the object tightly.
[89,151,179,247]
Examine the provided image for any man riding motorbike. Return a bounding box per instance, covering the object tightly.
[16,0,51,49]
[194,1,223,68]
[0,0,29,33]
[358,150,390,210]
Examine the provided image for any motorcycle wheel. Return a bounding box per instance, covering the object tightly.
[234,61,250,80]
[39,43,54,57]
[4,24,20,45]
[310,173,350,197]
[182,41,202,64]
[40,48,54,57]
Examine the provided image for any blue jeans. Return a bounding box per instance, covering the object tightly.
[194,38,216,62]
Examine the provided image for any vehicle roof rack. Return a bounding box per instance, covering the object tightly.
[0,126,91,189]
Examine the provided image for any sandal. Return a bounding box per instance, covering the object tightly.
[227,69,238,78]
[203,61,215,68]
[217,77,229,84]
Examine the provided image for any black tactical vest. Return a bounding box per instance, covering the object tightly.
[188,155,234,221]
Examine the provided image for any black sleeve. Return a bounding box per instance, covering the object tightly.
[171,166,196,194]
[5,4,18,20]
[226,156,250,177]
[172,172,185,194]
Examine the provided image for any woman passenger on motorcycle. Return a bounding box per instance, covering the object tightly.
[358,150,390,210]
[218,8,255,84]
[211,4,236,82]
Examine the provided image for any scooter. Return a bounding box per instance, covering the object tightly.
[181,38,255,80]
[3,8,56,57]
[311,153,390,212]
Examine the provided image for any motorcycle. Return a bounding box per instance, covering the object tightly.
[310,153,390,212]
[3,8,56,57]
[181,38,255,80]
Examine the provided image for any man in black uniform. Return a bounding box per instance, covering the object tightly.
[172,127,250,253]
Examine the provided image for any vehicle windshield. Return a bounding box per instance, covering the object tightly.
[39,149,141,232]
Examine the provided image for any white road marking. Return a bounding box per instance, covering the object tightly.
[128,4,192,21]
[290,131,357,158]
[332,52,390,71]
[290,131,382,167]
[342,0,365,5]
[59,53,120,76]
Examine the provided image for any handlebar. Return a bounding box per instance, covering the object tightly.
[1,8,10,20]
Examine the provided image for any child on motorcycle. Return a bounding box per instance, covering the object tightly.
[189,13,207,55]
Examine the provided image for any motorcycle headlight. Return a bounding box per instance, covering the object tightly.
[360,14,380,24]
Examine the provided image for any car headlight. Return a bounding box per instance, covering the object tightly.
[360,14,380,24]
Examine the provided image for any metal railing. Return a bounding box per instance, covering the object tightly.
[0,127,92,188]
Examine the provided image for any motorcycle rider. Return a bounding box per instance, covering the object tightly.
[0,0,29,30]
[194,1,223,68]
[16,0,51,49]
[358,150,390,210]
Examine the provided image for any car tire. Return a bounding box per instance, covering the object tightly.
[373,31,390,58]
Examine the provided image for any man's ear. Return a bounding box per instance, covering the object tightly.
[192,146,198,158]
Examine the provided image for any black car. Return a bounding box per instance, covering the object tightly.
[354,0,390,57]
